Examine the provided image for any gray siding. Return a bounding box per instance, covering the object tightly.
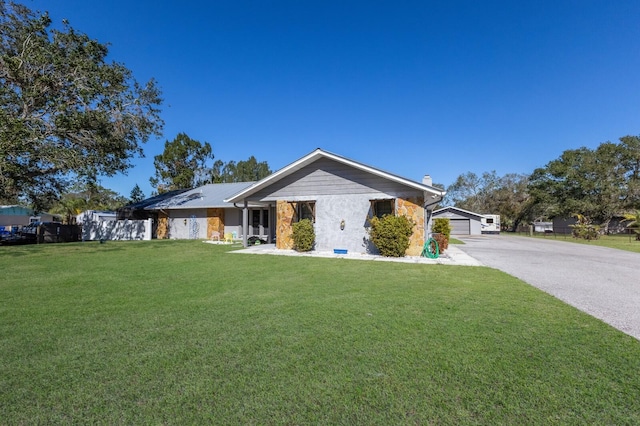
[248,158,420,201]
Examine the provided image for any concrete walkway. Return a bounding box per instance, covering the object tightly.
[228,243,483,266]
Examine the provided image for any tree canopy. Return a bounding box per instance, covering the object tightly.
[528,136,640,228]
[444,136,640,231]
[150,133,213,193]
[129,184,145,203]
[0,1,163,210]
[50,181,128,223]
[444,171,533,231]
[211,156,272,183]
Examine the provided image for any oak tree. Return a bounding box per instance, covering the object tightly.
[528,140,632,228]
[0,1,163,210]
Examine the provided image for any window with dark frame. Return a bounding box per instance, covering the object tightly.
[251,210,260,227]
[296,201,316,222]
[372,199,394,218]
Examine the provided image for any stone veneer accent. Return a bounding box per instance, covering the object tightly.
[157,212,168,239]
[276,200,295,249]
[396,196,425,256]
[206,208,225,239]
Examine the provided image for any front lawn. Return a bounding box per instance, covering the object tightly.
[1,240,639,424]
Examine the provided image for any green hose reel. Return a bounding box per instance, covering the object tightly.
[421,238,440,259]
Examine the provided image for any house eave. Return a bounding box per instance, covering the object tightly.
[433,206,485,219]
[224,148,446,203]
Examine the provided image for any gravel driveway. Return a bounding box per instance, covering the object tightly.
[456,235,640,340]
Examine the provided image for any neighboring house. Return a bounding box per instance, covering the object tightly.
[76,210,117,224]
[533,221,553,233]
[145,182,261,240]
[552,215,631,235]
[432,206,484,236]
[0,205,60,227]
[117,189,191,221]
[552,216,576,234]
[117,189,191,239]
[224,148,445,256]
[0,205,34,227]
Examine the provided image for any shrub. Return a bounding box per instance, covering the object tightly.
[432,218,451,252]
[623,210,640,241]
[569,213,600,240]
[368,215,414,257]
[432,218,452,240]
[291,218,315,251]
[432,232,448,252]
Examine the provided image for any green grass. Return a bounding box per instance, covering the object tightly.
[1,240,639,424]
[514,232,640,253]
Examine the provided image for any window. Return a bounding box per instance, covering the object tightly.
[372,199,394,218]
[251,209,269,228]
[485,218,494,224]
[296,201,316,222]
[251,210,260,227]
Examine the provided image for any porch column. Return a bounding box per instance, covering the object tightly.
[242,200,249,247]
[259,208,264,238]
[267,204,274,243]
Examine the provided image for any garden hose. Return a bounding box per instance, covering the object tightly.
[422,238,439,259]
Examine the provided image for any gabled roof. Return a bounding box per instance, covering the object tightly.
[0,205,35,215]
[122,188,191,211]
[225,148,446,203]
[433,206,485,219]
[145,182,255,210]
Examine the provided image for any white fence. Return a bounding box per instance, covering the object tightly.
[82,219,152,241]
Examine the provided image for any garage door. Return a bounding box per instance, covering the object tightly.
[450,219,470,235]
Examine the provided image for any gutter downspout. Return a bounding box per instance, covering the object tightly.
[423,192,444,241]
[242,200,249,248]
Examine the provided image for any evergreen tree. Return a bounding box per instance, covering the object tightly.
[130,184,145,203]
[150,133,214,192]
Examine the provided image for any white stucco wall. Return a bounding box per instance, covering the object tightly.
[82,219,152,241]
[167,209,207,239]
[313,194,381,254]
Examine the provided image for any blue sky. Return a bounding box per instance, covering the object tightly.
[26,0,640,198]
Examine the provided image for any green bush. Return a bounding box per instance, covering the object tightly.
[569,213,600,240]
[432,218,452,239]
[623,210,640,241]
[432,218,451,251]
[291,218,315,252]
[369,215,414,257]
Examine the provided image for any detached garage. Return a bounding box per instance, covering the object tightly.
[432,206,484,236]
